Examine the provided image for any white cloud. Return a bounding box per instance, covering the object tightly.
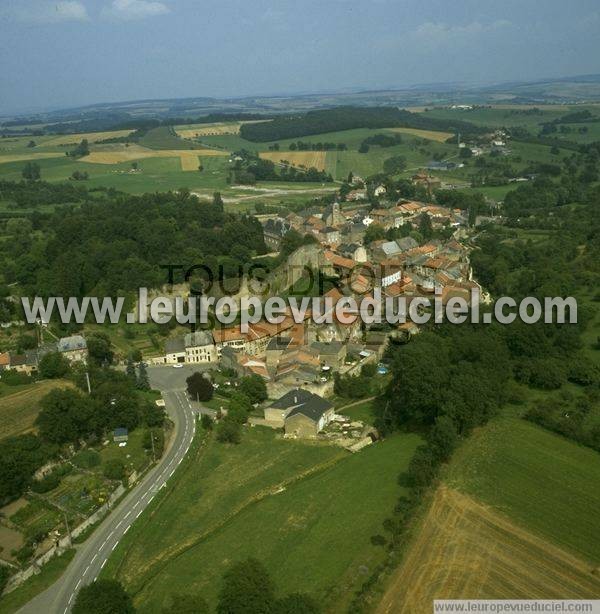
[103,0,170,20]
[1,1,89,24]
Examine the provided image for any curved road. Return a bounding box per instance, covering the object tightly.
[19,367,202,614]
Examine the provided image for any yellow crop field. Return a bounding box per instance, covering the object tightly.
[377,487,600,614]
[387,127,454,142]
[79,145,227,165]
[176,123,243,138]
[259,151,328,171]
[43,130,135,147]
[179,154,200,171]
[0,152,65,165]
[175,119,271,139]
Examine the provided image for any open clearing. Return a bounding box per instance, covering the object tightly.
[0,379,74,440]
[259,150,328,171]
[42,130,135,147]
[175,120,270,138]
[386,127,454,142]
[0,152,65,165]
[377,487,600,614]
[105,428,421,612]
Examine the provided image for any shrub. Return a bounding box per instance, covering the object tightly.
[103,459,125,481]
[216,419,241,444]
[73,449,101,469]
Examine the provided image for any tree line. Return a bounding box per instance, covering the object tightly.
[239,106,486,142]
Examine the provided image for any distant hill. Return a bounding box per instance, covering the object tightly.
[3,73,600,135]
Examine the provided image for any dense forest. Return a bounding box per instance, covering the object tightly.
[239,106,486,142]
[0,184,266,299]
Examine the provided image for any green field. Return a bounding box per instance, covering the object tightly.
[419,106,567,130]
[198,127,456,180]
[337,399,375,424]
[445,415,600,564]
[0,107,590,205]
[104,427,421,611]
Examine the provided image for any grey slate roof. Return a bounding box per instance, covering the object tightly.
[165,337,186,354]
[58,335,87,352]
[287,395,333,422]
[270,388,314,410]
[396,237,419,252]
[270,388,333,422]
[380,241,401,256]
[184,330,214,348]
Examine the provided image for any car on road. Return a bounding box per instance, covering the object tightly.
[172,364,183,369]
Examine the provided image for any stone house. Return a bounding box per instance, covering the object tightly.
[264,388,334,437]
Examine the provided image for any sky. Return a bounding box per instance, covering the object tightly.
[1,0,600,114]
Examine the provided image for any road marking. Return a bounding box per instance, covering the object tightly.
[100,559,107,569]
[84,565,90,575]
[136,509,143,519]
[124,511,131,519]
[91,554,97,564]
[75,579,81,590]
[68,593,74,604]
[116,520,122,529]
[169,469,175,478]
[111,542,118,551]
[124,525,130,534]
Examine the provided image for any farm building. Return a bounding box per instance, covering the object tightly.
[57,335,88,363]
[264,388,334,438]
[284,395,335,439]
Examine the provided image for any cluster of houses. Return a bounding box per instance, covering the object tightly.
[262,198,477,306]
[0,335,88,376]
[157,195,478,393]
[159,305,352,387]
[150,196,483,440]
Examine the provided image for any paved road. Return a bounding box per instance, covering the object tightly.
[19,367,201,614]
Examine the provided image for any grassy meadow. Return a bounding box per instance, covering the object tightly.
[104,427,421,612]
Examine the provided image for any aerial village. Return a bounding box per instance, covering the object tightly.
[148,179,487,446]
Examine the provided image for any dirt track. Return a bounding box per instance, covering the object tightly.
[376,486,600,614]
